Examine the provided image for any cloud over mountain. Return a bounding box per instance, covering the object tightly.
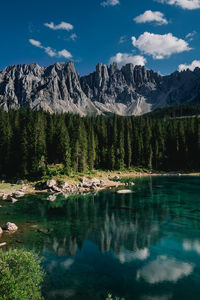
[178,59,200,71]
[109,52,146,67]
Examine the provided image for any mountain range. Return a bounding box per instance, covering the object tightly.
[0,61,200,116]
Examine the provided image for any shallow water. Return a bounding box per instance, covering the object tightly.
[1,176,200,300]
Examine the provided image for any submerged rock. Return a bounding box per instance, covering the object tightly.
[47,194,57,202]
[5,222,18,231]
[8,197,18,203]
[117,189,133,194]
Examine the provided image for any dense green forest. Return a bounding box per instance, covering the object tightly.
[0,107,199,179]
[145,103,200,118]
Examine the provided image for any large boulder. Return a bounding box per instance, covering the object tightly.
[5,222,18,231]
[46,179,57,188]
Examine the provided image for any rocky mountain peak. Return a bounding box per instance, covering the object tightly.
[0,61,200,116]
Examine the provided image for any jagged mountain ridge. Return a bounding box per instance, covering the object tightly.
[0,61,200,116]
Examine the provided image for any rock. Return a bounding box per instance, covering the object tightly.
[0,227,3,234]
[46,179,57,188]
[0,242,6,247]
[5,222,18,231]
[117,190,133,194]
[51,186,61,192]
[20,185,27,191]
[16,180,24,185]
[1,193,8,200]
[58,181,69,189]
[91,178,101,186]
[61,193,69,199]
[114,176,120,180]
[12,191,24,198]
[35,182,47,190]
[100,180,106,186]
[129,182,135,186]
[8,197,18,203]
[47,194,57,202]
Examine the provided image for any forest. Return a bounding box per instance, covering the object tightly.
[0,106,199,179]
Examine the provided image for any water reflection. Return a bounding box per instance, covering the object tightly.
[136,256,194,284]
[1,176,200,299]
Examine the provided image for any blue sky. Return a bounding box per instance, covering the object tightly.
[1,0,200,75]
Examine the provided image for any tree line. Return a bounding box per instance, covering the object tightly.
[0,108,199,179]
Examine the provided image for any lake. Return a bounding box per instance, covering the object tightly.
[1,176,200,300]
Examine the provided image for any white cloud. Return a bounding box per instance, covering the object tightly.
[134,10,168,25]
[109,52,146,68]
[156,0,200,10]
[131,32,191,59]
[137,256,194,284]
[44,21,73,31]
[45,47,57,57]
[29,39,43,48]
[101,0,120,7]
[185,30,196,41]
[119,35,128,44]
[58,49,72,59]
[115,247,149,264]
[178,60,200,71]
[29,39,72,59]
[70,33,77,41]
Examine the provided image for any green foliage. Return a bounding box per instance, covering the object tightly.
[106,293,125,300]
[0,249,44,300]
[0,107,200,180]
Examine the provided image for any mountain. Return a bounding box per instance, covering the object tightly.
[1,61,200,116]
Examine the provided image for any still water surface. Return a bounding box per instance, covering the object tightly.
[1,176,200,300]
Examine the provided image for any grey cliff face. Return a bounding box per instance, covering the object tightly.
[0,61,200,116]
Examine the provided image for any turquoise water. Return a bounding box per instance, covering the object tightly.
[1,176,200,299]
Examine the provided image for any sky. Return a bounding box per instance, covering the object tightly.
[1,0,200,75]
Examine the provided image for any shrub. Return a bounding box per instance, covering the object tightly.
[106,293,125,300]
[0,248,44,300]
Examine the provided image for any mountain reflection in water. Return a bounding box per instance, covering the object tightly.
[1,176,200,300]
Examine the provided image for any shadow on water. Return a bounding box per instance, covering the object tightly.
[1,176,200,299]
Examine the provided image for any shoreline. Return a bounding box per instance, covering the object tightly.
[0,170,199,200]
